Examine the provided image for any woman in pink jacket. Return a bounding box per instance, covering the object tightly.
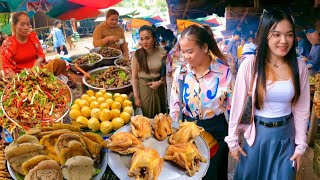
[225,9,310,180]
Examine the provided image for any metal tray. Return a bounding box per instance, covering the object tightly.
[91,47,122,66]
[0,78,73,128]
[107,123,210,180]
[69,53,103,73]
[82,66,132,94]
[7,148,108,180]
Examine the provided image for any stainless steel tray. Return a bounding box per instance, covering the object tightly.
[107,122,210,180]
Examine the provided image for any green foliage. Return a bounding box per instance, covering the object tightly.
[0,13,10,29]
[116,0,168,17]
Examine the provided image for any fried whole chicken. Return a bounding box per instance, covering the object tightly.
[168,122,204,144]
[152,113,173,141]
[105,132,144,154]
[128,148,163,180]
[130,115,152,141]
[164,142,207,176]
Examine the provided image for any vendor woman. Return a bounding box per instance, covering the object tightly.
[93,9,129,58]
[1,12,68,78]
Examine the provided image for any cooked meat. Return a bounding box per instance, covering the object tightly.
[164,142,207,176]
[105,132,144,155]
[168,122,204,144]
[130,115,152,141]
[152,113,173,141]
[128,148,163,180]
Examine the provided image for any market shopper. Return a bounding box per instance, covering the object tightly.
[131,25,167,118]
[93,9,129,58]
[303,28,320,74]
[52,20,68,55]
[169,25,234,180]
[1,12,68,79]
[225,9,310,180]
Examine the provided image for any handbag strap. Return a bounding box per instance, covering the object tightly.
[178,65,187,121]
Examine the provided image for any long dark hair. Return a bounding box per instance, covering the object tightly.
[135,25,158,74]
[180,25,226,63]
[254,8,300,110]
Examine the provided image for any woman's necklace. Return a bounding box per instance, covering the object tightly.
[269,61,285,68]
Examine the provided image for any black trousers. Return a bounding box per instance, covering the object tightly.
[185,113,229,180]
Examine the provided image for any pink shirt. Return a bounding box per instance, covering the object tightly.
[224,55,310,155]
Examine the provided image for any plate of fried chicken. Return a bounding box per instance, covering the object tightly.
[106,113,210,180]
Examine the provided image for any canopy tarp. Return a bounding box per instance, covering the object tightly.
[0,0,122,20]
[176,19,201,32]
[95,8,138,22]
[1,23,11,35]
[192,15,221,27]
[129,14,163,24]
[128,18,151,29]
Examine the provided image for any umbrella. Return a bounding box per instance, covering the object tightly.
[129,18,151,29]
[130,14,163,24]
[95,8,138,22]
[176,19,201,32]
[192,15,221,27]
[143,15,163,24]
[0,0,122,20]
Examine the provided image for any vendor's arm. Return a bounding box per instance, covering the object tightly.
[292,60,310,155]
[169,67,182,122]
[131,54,141,108]
[1,38,17,78]
[93,25,118,47]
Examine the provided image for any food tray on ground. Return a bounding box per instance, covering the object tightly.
[82,66,132,94]
[0,68,73,129]
[107,122,210,180]
[91,47,122,66]
[69,53,103,73]
[7,148,109,180]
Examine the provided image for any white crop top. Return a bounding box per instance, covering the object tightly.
[255,79,294,118]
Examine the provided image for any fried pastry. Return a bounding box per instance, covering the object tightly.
[62,156,95,180]
[58,140,91,165]
[22,155,51,175]
[25,160,63,180]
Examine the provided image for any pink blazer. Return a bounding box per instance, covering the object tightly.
[224,55,310,155]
